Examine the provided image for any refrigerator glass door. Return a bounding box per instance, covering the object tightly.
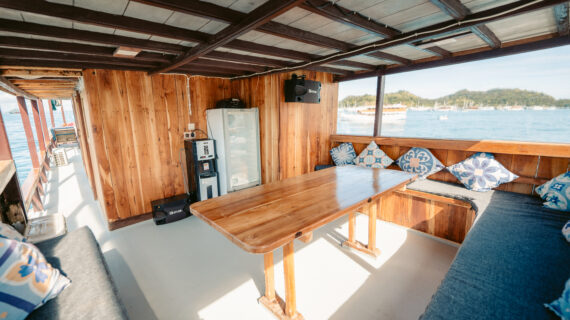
[224,110,260,191]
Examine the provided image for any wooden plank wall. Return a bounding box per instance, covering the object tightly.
[80,69,337,225]
[233,71,338,182]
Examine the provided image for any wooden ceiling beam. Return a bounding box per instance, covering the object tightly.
[204,51,291,68]
[190,59,268,73]
[430,0,501,49]
[0,75,37,99]
[554,3,570,36]
[366,52,411,65]
[306,65,350,76]
[152,0,305,74]
[422,46,453,58]
[0,19,186,55]
[300,0,400,38]
[132,0,353,51]
[329,60,376,70]
[470,25,502,48]
[10,80,77,85]
[1,69,82,78]
[0,36,174,63]
[336,33,568,81]
[176,65,247,76]
[0,0,208,43]
[223,40,314,61]
[0,48,160,69]
[0,59,149,71]
[234,0,566,79]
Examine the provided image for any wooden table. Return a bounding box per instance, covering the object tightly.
[190,166,416,319]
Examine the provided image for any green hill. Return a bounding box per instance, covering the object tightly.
[339,89,569,108]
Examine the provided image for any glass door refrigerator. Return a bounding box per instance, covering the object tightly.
[206,108,261,195]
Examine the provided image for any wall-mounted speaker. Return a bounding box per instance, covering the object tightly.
[284,74,321,103]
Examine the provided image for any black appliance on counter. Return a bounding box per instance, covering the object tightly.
[184,139,219,202]
[151,194,190,225]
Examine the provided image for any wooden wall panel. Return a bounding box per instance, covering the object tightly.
[80,69,337,225]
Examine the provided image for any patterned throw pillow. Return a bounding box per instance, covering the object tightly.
[0,238,71,319]
[545,278,570,319]
[396,147,444,179]
[447,152,518,192]
[330,142,357,166]
[355,141,393,168]
[536,172,570,212]
[0,222,25,242]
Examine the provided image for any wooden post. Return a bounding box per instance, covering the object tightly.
[49,99,55,128]
[30,100,46,153]
[0,110,13,160]
[348,212,355,243]
[264,252,275,301]
[17,97,40,169]
[368,198,380,256]
[60,99,66,124]
[283,241,296,318]
[38,100,51,147]
[373,75,385,137]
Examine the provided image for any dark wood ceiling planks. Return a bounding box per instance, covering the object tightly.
[0,0,566,81]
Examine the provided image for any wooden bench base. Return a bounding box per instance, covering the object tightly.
[259,295,303,320]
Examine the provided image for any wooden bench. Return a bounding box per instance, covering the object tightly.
[330,135,570,243]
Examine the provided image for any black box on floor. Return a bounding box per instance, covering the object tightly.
[151,194,191,225]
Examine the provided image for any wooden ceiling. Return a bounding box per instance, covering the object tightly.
[0,0,568,92]
[0,67,80,99]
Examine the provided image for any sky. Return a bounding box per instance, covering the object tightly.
[338,45,570,100]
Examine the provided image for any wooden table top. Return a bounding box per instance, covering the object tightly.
[190,167,416,254]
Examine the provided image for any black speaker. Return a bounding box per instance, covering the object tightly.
[151,194,191,225]
[284,74,321,103]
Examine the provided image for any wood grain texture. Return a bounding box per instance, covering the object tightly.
[190,167,415,253]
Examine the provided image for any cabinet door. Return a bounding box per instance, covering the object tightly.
[224,109,260,191]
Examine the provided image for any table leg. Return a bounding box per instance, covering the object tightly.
[259,243,304,320]
[342,198,382,257]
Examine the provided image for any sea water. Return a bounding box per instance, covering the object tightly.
[338,109,570,143]
[3,106,75,184]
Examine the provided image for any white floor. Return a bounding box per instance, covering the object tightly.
[39,148,458,320]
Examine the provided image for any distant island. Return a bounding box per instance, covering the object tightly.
[339,89,570,109]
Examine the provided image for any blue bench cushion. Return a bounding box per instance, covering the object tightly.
[415,180,570,319]
[28,227,127,320]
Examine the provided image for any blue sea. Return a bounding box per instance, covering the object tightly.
[3,104,75,184]
[338,109,570,143]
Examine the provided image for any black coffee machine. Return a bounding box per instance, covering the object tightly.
[184,139,219,202]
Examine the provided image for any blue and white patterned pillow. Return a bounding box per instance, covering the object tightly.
[536,172,570,212]
[355,141,393,168]
[330,142,357,166]
[396,147,444,179]
[545,278,570,319]
[0,238,71,319]
[447,152,518,192]
[0,222,26,242]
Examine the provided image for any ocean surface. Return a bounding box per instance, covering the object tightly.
[338,109,570,143]
[3,105,75,184]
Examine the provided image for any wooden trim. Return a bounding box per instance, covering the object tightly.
[330,135,570,158]
[30,100,46,153]
[0,110,12,160]
[108,212,153,231]
[0,75,36,99]
[396,189,472,208]
[17,97,40,168]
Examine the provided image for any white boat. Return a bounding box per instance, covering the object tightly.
[339,104,407,123]
[438,115,448,120]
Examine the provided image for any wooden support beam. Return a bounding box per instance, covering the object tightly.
[0,19,186,55]
[283,242,297,318]
[37,100,51,147]
[471,25,502,48]
[17,97,40,169]
[300,0,400,38]
[0,58,150,71]
[1,69,82,78]
[59,100,66,125]
[430,0,469,20]
[204,51,290,68]
[152,0,305,74]
[0,37,175,64]
[190,58,268,73]
[335,33,569,82]
[329,60,376,70]
[30,100,46,153]
[367,52,412,65]
[175,65,247,77]
[255,0,567,80]
[0,75,37,99]
[423,46,453,58]
[554,3,570,36]
[0,110,12,160]
[48,100,55,128]
[263,253,275,301]
[132,0,353,51]
[306,65,350,76]
[373,75,385,137]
